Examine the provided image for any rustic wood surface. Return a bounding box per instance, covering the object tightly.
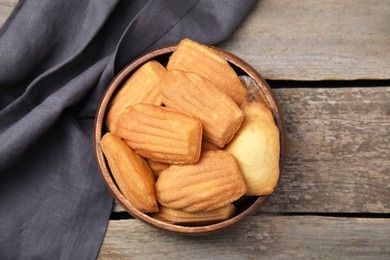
[1,0,389,80]
[267,87,390,213]
[1,0,389,259]
[0,0,16,26]
[218,0,390,80]
[113,87,390,214]
[99,216,390,260]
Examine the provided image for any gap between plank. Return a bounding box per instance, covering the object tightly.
[268,79,390,89]
[264,212,390,219]
[109,211,390,220]
[110,211,133,220]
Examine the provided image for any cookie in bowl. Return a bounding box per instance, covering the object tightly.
[94,38,285,235]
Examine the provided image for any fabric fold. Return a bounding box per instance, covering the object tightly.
[114,0,199,72]
[0,0,256,258]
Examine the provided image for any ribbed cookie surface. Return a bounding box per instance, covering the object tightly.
[100,133,158,213]
[167,38,247,105]
[153,204,236,225]
[116,103,202,165]
[159,70,244,148]
[105,60,165,131]
[155,151,246,212]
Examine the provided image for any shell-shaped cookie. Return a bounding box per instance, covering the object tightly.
[153,204,236,225]
[155,151,246,212]
[159,70,244,148]
[167,38,247,105]
[147,159,170,178]
[100,133,158,213]
[105,60,165,131]
[225,102,280,195]
[116,103,202,165]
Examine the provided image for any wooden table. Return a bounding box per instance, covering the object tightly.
[2,0,389,259]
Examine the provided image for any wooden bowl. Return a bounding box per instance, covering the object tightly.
[94,45,286,235]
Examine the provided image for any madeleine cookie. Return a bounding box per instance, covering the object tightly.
[153,204,236,225]
[159,70,244,148]
[225,102,280,195]
[147,159,169,178]
[116,103,202,165]
[201,139,219,152]
[100,133,158,213]
[167,38,247,105]
[155,151,246,212]
[105,60,165,131]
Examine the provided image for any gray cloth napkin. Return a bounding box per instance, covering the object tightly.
[0,0,255,259]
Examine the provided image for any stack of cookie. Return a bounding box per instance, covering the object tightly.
[100,38,280,225]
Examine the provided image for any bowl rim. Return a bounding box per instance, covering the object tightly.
[93,44,286,235]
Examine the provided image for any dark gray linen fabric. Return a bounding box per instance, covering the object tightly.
[0,0,256,259]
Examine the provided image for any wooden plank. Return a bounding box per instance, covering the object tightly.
[263,87,390,213]
[113,87,390,214]
[0,0,16,26]
[1,0,389,80]
[98,216,390,259]
[218,0,390,80]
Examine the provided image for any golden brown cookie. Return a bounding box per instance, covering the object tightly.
[155,151,246,212]
[147,159,169,178]
[167,38,247,105]
[201,139,219,152]
[153,204,236,225]
[116,103,202,165]
[159,70,244,148]
[100,133,158,213]
[105,60,165,131]
[225,102,280,195]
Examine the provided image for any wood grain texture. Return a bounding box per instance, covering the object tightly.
[263,87,390,213]
[113,87,390,214]
[1,0,389,80]
[0,0,16,26]
[218,0,390,80]
[98,216,390,259]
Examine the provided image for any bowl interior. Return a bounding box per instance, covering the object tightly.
[94,46,286,235]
